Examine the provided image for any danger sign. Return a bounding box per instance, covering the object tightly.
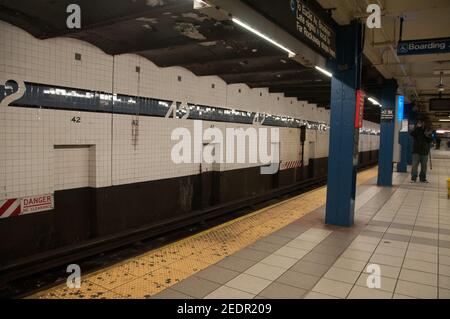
[21,194,54,214]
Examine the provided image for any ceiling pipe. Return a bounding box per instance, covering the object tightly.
[357,0,419,99]
[367,0,419,99]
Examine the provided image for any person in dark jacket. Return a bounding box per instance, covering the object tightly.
[435,136,441,150]
[410,121,433,183]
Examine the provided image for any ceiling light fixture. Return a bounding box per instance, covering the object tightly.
[232,17,296,58]
[368,97,382,107]
[439,119,450,122]
[193,0,211,9]
[314,66,333,78]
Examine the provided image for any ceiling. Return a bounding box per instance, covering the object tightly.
[0,0,394,122]
[0,0,331,104]
[318,0,450,124]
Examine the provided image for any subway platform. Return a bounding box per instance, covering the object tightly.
[31,151,450,299]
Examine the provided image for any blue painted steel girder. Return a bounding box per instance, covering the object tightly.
[377,79,398,186]
[325,21,364,227]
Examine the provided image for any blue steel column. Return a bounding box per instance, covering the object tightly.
[377,80,398,186]
[325,21,363,227]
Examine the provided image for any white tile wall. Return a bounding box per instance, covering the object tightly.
[0,21,113,92]
[0,106,112,199]
[0,21,386,201]
[54,146,92,191]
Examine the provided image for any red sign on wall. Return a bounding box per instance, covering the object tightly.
[0,193,54,219]
[22,194,54,214]
[355,90,365,129]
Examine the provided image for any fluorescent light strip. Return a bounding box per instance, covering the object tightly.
[232,18,296,57]
[368,97,382,107]
[439,119,450,122]
[314,66,333,78]
[193,0,211,9]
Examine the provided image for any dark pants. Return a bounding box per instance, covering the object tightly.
[411,153,428,181]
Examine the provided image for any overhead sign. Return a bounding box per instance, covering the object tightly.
[294,1,336,58]
[241,0,336,59]
[397,38,450,56]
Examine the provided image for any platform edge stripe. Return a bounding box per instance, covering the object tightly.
[10,204,22,217]
[2,200,20,218]
[0,199,16,218]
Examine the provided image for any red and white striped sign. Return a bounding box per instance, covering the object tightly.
[0,198,21,218]
[280,160,303,171]
[0,194,54,219]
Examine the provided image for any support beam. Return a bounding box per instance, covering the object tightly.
[325,21,364,227]
[377,79,399,186]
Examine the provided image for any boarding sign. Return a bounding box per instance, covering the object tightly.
[397,38,450,56]
[21,194,54,214]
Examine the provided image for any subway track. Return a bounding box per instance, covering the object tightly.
[0,163,377,299]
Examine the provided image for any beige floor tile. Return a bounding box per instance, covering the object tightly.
[370,253,404,267]
[399,268,437,286]
[364,263,401,279]
[356,273,397,292]
[403,258,438,274]
[405,250,438,263]
[395,280,438,299]
[439,275,450,289]
[205,286,255,299]
[393,293,416,299]
[225,274,272,294]
[303,291,339,299]
[440,264,450,276]
[347,286,393,299]
[324,267,361,284]
[341,249,372,262]
[312,278,353,298]
[334,257,367,272]
[439,288,450,299]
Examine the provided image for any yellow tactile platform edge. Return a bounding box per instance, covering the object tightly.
[30,167,378,299]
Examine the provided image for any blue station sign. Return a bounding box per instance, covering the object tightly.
[397,38,450,56]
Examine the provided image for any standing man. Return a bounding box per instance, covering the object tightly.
[410,120,433,183]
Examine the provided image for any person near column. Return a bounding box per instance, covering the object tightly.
[410,120,433,183]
